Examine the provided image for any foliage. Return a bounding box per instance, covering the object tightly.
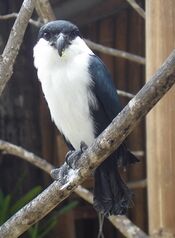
[26,200,78,238]
[0,187,78,238]
[0,186,42,224]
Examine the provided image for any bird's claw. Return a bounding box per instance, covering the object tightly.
[80,141,88,152]
[65,141,88,169]
[51,141,88,182]
[50,165,70,184]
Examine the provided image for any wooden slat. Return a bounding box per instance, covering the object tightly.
[126,8,147,232]
[114,9,128,106]
[99,18,115,78]
[146,0,175,236]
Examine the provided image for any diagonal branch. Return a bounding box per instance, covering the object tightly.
[0,0,36,95]
[0,13,145,65]
[0,48,175,238]
[0,13,42,27]
[117,90,134,99]
[85,39,145,65]
[34,2,145,65]
[0,139,145,189]
[126,0,145,19]
[75,186,148,238]
[35,0,56,22]
[0,139,147,237]
[0,140,54,173]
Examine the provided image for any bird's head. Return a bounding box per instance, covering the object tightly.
[36,20,81,57]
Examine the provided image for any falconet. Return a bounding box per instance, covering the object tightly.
[33,20,138,216]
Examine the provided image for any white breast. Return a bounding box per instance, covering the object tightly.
[33,38,97,150]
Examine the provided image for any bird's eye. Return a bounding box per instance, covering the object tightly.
[43,32,51,40]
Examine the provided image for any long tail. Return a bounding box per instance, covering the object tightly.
[93,145,138,216]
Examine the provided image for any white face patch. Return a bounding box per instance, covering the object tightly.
[33,36,97,150]
[33,38,60,70]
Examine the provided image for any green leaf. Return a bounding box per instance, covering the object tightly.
[38,201,78,238]
[39,220,57,238]
[10,186,42,215]
[27,224,39,238]
[0,194,11,224]
[0,190,4,204]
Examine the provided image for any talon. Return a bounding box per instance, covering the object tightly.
[64,142,88,169]
[80,141,88,152]
[65,150,75,167]
[65,150,81,169]
[51,166,69,184]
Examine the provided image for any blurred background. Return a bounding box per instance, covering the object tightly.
[0,0,160,237]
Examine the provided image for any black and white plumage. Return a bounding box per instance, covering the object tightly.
[33,20,138,216]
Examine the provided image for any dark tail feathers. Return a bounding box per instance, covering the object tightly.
[93,146,138,216]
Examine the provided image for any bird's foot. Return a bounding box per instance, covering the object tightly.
[50,165,69,184]
[50,141,88,183]
[65,141,88,169]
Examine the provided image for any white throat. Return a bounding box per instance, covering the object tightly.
[33,37,97,149]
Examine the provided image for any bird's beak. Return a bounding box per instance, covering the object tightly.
[56,33,68,57]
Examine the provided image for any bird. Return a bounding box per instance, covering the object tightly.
[33,20,138,216]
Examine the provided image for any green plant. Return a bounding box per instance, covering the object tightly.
[0,186,42,225]
[0,187,78,238]
[26,200,78,238]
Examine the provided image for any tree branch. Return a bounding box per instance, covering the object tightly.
[0,139,147,237]
[35,0,56,22]
[0,0,36,95]
[128,179,146,189]
[75,186,148,238]
[0,13,42,27]
[126,0,145,19]
[131,150,144,157]
[0,140,54,173]
[85,39,145,65]
[117,90,134,99]
[0,13,145,66]
[0,48,175,238]
[34,3,145,66]
[0,139,145,190]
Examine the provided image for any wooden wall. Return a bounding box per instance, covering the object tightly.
[146,0,175,236]
[0,1,146,237]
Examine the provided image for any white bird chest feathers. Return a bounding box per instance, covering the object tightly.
[34,38,97,149]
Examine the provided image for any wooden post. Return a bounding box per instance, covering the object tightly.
[146,1,175,237]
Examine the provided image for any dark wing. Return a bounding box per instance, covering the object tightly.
[89,54,139,168]
[88,54,121,136]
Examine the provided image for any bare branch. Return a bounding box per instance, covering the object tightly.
[0,140,54,173]
[35,0,56,22]
[126,0,145,19]
[110,215,147,238]
[128,179,147,189]
[0,13,42,27]
[0,0,36,95]
[117,90,134,99]
[85,39,145,65]
[36,4,146,66]
[75,186,148,238]
[0,139,145,190]
[0,48,175,238]
[0,139,147,237]
[131,150,144,157]
[0,12,145,66]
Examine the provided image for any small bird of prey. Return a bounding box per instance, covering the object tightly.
[33,20,138,216]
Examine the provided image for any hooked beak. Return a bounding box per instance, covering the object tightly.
[56,33,69,57]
